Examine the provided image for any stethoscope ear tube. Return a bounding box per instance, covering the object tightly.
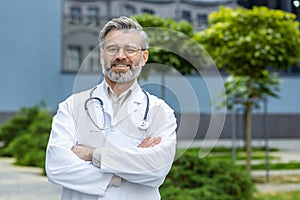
[85,86,151,130]
[85,92,106,130]
[84,97,104,110]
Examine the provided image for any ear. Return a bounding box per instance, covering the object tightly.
[100,49,104,65]
[141,50,149,66]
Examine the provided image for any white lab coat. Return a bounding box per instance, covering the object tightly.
[45,81,177,200]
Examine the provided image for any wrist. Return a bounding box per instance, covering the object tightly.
[92,148,102,167]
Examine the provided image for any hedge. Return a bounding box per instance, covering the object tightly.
[160,149,254,200]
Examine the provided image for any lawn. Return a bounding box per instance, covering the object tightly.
[254,190,300,200]
[203,146,300,170]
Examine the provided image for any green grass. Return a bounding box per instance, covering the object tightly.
[193,146,300,170]
[254,190,300,200]
[251,162,300,170]
[207,152,278,161]
[207,146,279,153]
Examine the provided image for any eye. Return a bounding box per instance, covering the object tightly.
[125,47,137,53]
[105,46,118,53]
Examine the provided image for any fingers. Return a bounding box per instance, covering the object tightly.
[71,144,95,161]
[138,135,161,148]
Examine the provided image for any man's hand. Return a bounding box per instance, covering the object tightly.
[71,144,95,161]
[138,135,161,148]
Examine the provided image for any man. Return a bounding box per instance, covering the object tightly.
[46,16,177,200]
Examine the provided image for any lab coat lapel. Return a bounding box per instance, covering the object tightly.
[113,88,144,125]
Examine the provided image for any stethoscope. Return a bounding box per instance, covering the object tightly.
[84,86,150,130]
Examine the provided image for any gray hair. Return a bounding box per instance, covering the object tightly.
[99,16,149,49]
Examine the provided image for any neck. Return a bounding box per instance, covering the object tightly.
[105,76,135,96]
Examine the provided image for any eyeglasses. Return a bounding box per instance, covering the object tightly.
[103,45,146,57]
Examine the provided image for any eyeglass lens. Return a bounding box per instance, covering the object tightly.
[104,45,141,57]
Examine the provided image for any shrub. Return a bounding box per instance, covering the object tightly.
[5,109,52,168]
[0,103,52,172]
[0,104,42,153]
[160,149,254,200]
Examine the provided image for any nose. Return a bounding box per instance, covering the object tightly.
[115,47,127,59]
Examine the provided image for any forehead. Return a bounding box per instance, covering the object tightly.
[103,30,141,46]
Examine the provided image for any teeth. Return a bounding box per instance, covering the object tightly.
[113,64,131,68]
[113,64,127,67]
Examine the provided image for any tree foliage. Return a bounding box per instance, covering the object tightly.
[222,72,281,110]
[194,6,300,171]
[134,14,203,75]
[194,6,300,77]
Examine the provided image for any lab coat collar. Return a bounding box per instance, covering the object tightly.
[92,81,145,124]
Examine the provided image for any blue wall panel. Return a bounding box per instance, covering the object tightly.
[0,0,66,111]
[0,0,299,115]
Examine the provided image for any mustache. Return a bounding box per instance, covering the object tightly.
[111,61,132,67]
[104,61,133,72]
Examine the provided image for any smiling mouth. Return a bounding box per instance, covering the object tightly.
[112,64,131,67]
[111,64,131,72]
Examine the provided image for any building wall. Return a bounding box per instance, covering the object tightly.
[0,0,64,112]
[0,0,299,138]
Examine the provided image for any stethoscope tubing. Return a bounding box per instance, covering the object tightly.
[84,86,150,130]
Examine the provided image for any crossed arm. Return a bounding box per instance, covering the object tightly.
[71,135,162,161]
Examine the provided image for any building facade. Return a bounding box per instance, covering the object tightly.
[0,0,300,139]
[63,0,237,73]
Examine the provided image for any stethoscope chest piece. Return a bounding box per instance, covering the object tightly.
[139,120,150,130]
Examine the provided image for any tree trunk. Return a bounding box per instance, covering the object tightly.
[245,76,253,172]
[245,100,252,171]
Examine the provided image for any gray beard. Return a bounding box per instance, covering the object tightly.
[103,63,142,83]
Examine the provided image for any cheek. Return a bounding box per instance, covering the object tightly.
[102,56,111,66]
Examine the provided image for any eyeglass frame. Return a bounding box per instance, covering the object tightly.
[102,44,147,57]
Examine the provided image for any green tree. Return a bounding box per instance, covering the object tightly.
[134,14,208,100]
[194,6,300,171]
[134,14,201,76]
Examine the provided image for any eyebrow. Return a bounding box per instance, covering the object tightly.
[104,43,139,48]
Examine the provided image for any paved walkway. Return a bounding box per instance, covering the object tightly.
[0,139,299,199]
[252,169,300,193]
[0,158,60,200]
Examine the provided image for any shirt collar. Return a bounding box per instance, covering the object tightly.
[103,79,139,99]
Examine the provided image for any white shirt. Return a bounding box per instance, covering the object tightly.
[104,80,138,117]
[45,81,177,200]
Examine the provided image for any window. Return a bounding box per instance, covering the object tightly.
[125,4,136,15]
[141,8,155,15]
[196,14,207,30]
[181,10,192,23]
[65,46,82,72]
[88,7,99,25]
[63,0,101,73]
[292,0,300,20]
[70,7,82,24]
[87,46,101,72]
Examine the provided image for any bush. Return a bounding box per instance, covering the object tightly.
[0,103,52,171]
[160,149,254,200]
[0,104,42,153]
